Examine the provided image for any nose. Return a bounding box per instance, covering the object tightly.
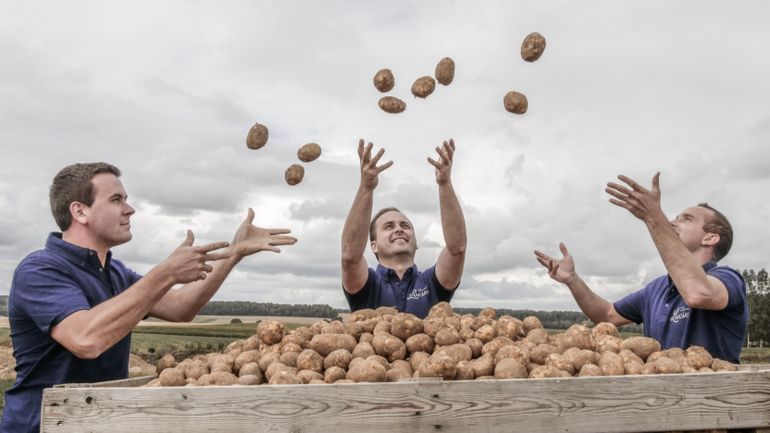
[124,203,136,216]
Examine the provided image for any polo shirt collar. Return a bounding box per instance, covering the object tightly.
[46,232,112,269]
[375,263,418,281]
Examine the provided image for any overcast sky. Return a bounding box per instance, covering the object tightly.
[1,1,769,311]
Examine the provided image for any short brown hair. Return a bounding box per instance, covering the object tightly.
[50,162,122,231]
[697,202,733,261]
[369,207,402,242]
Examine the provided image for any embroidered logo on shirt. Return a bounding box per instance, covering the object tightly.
[670,306,691,323]
[407,286,429,300]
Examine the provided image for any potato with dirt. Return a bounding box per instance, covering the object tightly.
[417,354,457,380]
[246,123,269,150]
[347,358,387,382]
[390,313,424,340]
[309,333,357,356]
[159,368,186,387]
[411,76,436,98]
[520,32,546,62]
[285,164,305,186]
[297,143,322,163]
[373,68,395,92]
[257,320,285,345]
[435,57,455,86]
[620,336,661,362]
[378,96,406,114]
[494,358,528,379]
[503,91,528,115]
[405,333,435,354]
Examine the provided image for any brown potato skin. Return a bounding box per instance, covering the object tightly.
[159,368,186,387]
[297,143,322,163]
[520,32,546,62]
[373,69,395,93]
[378,96,406,114]
[435,57,455,86]
[246,123,269,150]
[411,76,436,98]
[504,91,528,114]
[285,164,305,186]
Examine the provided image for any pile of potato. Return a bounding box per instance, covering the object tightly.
[145,302,738,387]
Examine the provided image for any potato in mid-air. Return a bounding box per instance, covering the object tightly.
[503,91,528,114]
[378,96,406,114]
[297,143,322,162]
[520,32,546,62]
[246,123,269,150]
[411,76,436,98]
[285,164,305,186]
[435,57,455,86]
[373,69,395,93]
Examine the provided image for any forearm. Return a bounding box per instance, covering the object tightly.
[645,216,716,304]
[565,275,615,324]
[438,181,466,255]
[341,186,374,263]
[53,267,176,358]
[152,255,242,322]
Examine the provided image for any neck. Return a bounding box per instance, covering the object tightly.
[62,228,110,266]
[378,254,414,279]
[692,247,716,266]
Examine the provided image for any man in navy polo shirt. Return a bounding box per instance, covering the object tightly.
[534,172,747,363]
[341,139,467,319]
[2,162,296,433]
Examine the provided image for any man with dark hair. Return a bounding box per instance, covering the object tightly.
[535,172,747,363]
[341,139,467,319]
[2,162,297,433]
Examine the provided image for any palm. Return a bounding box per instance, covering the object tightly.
[231,209,297,256]
[534,242,577,284]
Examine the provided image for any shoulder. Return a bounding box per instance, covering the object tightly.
[708,265,745,291]
[15,249,71,275]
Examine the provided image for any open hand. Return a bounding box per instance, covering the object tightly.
[605,172,665,223]
[229,208,297,257]
[358,139,393,191]
[427,138,455,185]
[534,242,577,285]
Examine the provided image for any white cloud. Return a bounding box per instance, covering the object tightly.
[1,1,769,312]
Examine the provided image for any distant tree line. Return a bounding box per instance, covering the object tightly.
[199,301,338,319]
[742,268,769,347]
[0,295,6,316]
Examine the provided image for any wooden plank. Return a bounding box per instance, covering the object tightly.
[41,370,770,433]
[54,376,155,389]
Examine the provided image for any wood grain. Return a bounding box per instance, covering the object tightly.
[42,370,770,433]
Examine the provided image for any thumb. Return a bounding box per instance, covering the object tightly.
[245,207,255,225]
[181,229,194,247]
[652,171,661,192]
[559,242,569,257]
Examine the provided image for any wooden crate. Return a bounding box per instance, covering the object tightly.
[42,368,770,433]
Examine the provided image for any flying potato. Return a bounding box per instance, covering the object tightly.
[435,57,455,86]
[378,96,406,114]
[246,123,269,150]
[411,76,436,98]
[373,69,395,93]
[284,164,305,186]
[297,143,322,162]
[503,91,528,114]
[520,32,546,62]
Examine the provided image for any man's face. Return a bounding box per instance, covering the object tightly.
[83,173,135,247]
[670,206,718,252]
[371,210,417,260]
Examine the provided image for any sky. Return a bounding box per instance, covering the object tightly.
[1,1,769,311]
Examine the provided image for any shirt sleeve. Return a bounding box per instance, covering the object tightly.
[13,258,91,334]
[344,268,377,311]
[709,266,746,310]
[427,266,455,303]
[613,287,646,324]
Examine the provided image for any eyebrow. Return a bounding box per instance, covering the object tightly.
[110,193,127,200]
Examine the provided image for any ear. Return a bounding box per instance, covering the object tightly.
[370,240,378,255]
[702,233,720,247]
[69,201,88,225]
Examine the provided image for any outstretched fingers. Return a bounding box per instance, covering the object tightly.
[269,235,298,246]
[376,160,394,173]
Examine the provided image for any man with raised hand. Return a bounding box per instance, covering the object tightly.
[534,172,747,363]
[2,162,297,433]
[341,139,467,319]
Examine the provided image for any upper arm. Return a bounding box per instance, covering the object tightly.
[342,256,369,295]
[434,246,465,291]
[607,304,634,327]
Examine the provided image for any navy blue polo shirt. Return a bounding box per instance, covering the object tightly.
[344,264,455,319]
[2,233,142,433]
[613,261,747,363]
